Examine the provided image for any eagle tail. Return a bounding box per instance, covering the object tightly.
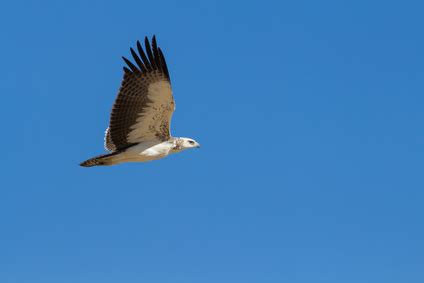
[80,152,120,167]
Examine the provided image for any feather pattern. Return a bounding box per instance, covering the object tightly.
[105,36,173,151]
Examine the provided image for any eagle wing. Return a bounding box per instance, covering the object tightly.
[104,36,174,152]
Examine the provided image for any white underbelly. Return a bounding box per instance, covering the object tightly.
[116,141,172,163]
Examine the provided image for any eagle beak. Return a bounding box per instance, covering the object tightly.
[196,143,201,148]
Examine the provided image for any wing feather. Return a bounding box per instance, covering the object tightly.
[144,37,156,69]
[130,48,147,73]
[158,48,170,79]
[137,40,152,71]
[152,36,160,67]
[105,36,174,152]
[122,56,139,73]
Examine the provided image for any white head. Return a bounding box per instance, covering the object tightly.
[175,137,201,151]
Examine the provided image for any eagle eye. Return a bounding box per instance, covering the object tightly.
[188,140,195,145]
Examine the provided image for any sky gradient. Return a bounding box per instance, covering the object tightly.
[1,1,423,282]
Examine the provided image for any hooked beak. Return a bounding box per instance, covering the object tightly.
[196,143,201,148]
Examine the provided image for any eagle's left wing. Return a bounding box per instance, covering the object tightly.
[105,36,174,152]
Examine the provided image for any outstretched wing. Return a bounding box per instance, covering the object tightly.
[105,36,174,152]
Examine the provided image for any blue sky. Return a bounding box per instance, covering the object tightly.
[1,0,423,282]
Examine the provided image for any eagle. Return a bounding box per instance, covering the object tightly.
[80,36,200,167]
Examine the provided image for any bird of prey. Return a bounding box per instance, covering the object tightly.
[80,36,200,167]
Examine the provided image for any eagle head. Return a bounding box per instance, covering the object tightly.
[176,137,200,150]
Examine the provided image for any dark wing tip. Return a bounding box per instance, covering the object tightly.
[137,39,152,71]
[144,36,156,69]
[158,47,170,80]
[122,56,139,73]
[130,47,147,72]
[122,36,169,78]
[151,35,160,70]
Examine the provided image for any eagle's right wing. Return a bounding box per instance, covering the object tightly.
[104,36,175,152]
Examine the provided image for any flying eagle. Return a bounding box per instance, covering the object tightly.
[80,36,200,167]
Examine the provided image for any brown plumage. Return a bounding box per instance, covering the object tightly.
[105,35,173,152]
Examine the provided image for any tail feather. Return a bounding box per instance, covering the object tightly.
[80,152,119,167]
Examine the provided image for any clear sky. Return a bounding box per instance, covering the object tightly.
[1,0,423,282]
